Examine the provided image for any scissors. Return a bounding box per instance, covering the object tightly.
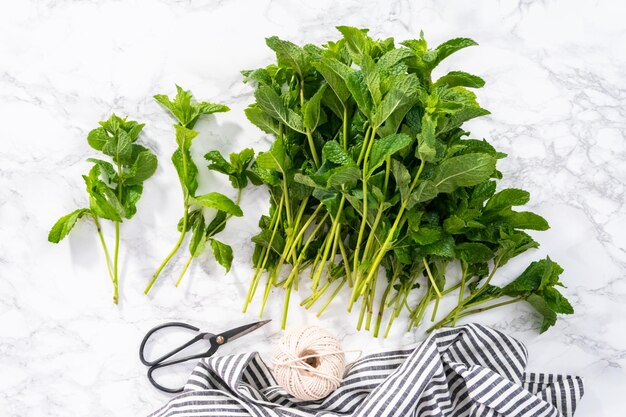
[139,319,271,393]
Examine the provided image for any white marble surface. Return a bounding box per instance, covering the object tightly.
[0,0,625,415]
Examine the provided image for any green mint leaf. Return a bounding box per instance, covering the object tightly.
[255,136,290,174]
[48,208,91,243]
[430,38,478,69]
[87,127,109,151]
[155,86,228,128]
[494,230,539,266]
[501,257,556,296]
[406,180,438,209]
[210,239,234,272]
[328,165,361,191]
[431,153,496,193]
[252,228,285,254]
[189,214,207,257]
[421,234,456,258]
[102,129,133,165]
[125,121,145,142]
[526,293,557,333]
[469,180,497,208]
[456,242,493,263]
[84,166,125,221]
[174,125,199,150]
[125,150,157,186]
[87,158,117,183]
[434,71,485,89]
[206,211,228,236]
[121,184,143,219]
[250,163,280,187]
[376,48,414,71]
[197,102,230,116]
[171,148,198,197]
[254,86,305,133]
[336,26,371,65]
[154,86,195,127]
[205,150,234,175]
[361,55,382,105]
[312,57,352,106]
[303,84,327,131]
[368,133,413,176]
[371,74,420,129]
[503,211,550,231]
[417,113,438,162]
[542,287,574,314]
[443,215,466,234]
[244,105,280,135]
[266,36,310,79]
[411,225,442,245]
[192,192,243,217]
[346,71,373,117]
[390,159,411,201]
[485,188,530,213]
[322,141,354,166]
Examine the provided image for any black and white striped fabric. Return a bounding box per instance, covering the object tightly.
[148,323,584,417]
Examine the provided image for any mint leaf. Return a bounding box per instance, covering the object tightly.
[406,180,438,208]
[336,26,371,65]
[125,150,157,186]
[193,192,243,217]
[254,86,305,133]
[390,159,411,201]
[266,36,310,79]
[244,105,280,135]
[526,294,557,333]
[430,38,478,68]
[189,214,206,257]
[172,148,198,196]
[456,242,493,263]
[346,71,373,117]
[322,141,354,166]
[210,239,233,272]
[87,127,109,151]
[48,208,91,243]
[313,57,352,106]
[174,125,198,151]
[303,84,327,131]
[543,287,574,314]
[368,133,413,176]
[432,153,496,193]
[485,188,530,213]
[371,74,420,129]
[417,113,437,162]
[434,71,485,89]
[102,129,133,165]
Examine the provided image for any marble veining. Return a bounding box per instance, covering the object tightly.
[0,0,625,415]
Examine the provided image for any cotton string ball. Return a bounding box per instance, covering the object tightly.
[272,326,346,401]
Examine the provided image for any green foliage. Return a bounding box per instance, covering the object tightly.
[49,114,158,303]
[48,208,91,243]
[148,87,249,292]
[241,27,573,335]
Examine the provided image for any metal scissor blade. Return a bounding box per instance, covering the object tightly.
[219,319,271,344]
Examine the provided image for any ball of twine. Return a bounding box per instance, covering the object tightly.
[271,326,347,401]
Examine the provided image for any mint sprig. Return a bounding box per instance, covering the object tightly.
[49,115,157,303]
[145,86,250,292]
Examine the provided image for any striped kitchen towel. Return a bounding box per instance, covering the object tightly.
[148,323,584,417]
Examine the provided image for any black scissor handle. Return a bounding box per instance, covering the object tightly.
[139,322,203,366]
[146,347,220,394]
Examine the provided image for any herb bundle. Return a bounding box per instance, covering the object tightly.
[242,27,574,335]
[49,114,158,303]
[145,86,250,293]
